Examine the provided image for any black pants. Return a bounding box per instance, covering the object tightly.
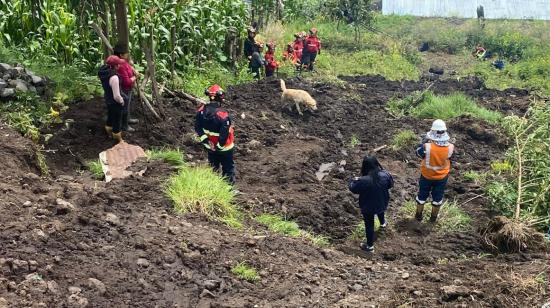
[208,150,235,185]
[121,90,132,130]
[301,51,317,71]
[106,103,124,134]
[266,69,275,77]
[363,212,386,247]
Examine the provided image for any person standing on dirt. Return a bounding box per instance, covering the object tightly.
[113,43,139,132]
[195,84,236,184]
[302,28,321,72]
[415,119,455,223]
[98,55,127,143]
[292,32,304,70]
[349,156,394,252]
[244,28,259,71]
[264,42,279,78]
[250,42,266,79]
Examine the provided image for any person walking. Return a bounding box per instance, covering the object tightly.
[302,28,321,71]
[349,156,394,252]
[415,119,455,222]
[98,55,127,143]
[244,27,259,74]
[194,84,236,184]
[113,43,138,132]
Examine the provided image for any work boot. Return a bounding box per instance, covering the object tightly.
[105,126,113,138]
[112,132,123,143]
[429,206,440,223]
[415,203,424,222]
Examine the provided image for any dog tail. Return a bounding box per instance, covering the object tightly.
[280,79,286,92]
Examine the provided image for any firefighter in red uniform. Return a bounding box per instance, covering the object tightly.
[264,42,279,77]
[415,119,455,222]
[195,85,236,184]
[292,32,304,70]
[302,28,321,71]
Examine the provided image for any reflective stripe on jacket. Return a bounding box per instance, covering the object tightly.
[420,143,454,180]
[195,104,235,152]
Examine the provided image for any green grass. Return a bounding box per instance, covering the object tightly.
[391,129,418,151]
[349,134,361,148]
[87,159,104,180]
[348,219,381,241]
[389,91,502,124]
[463,170,486,184]
[399,200,472,233]
[146,148,185,167]
[35,149,49,176]
[165,165,241,228]
[490,160,512,173]
[231,262,260,282]
[256,214,330,247]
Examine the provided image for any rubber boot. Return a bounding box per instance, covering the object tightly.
[105,126,113,138]
[415,203,424,222]
[112,132,123,143]
[429,206,440,223]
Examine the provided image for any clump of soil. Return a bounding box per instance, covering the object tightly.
[483,216,548,253]
[1,75,547,307]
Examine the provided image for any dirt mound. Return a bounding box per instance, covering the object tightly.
[2,75,547,307]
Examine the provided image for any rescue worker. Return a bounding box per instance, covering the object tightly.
[282,43,295,63]
[473,44,487,60]
[349,156,394,252]
[302,28,321,71]
[249,42,265,79]
[415,119,455,222]
[292,32,304,70]
[244,27,259,72]
[264,42,279,77]
[113,43,138,132]
[194,85,236,184]
[98,55,127,143]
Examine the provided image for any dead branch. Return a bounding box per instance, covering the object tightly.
[372,145,388,153]
[90,22,113,54]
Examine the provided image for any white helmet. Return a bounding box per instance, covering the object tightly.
[431,119,447,131]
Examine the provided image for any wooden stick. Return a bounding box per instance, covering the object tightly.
[90,22,113,54]
[372,144,388,152]
[135,74,161,120]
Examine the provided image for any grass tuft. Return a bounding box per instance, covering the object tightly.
[391,129,418,151]
[231,262,260,282]
[87,159,104,180]
[399,200,472,233]
[256,214,330,247]
[165,165,241,228]
[146,148,185,167]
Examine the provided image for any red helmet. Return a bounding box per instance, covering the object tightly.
[309,28,318,35]
[204,84,224,101]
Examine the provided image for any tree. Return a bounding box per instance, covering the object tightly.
[327,0,374,42]
[114,0,129,47]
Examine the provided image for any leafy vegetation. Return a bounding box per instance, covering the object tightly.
[388,91,502,124]
[391,129,417,151]
[399,200,472,233]
[87,159,104,180]
[146,148,185,167]
[487,102,550,229]
[256,214,329,247]
[165,165,241,228]
[463,171,485,184]
[231,262,260,282]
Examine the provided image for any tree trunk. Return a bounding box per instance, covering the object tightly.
[114,0,130,47]
[110,1,118,43]
[98,0,111,57]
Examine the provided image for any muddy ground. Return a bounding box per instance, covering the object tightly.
[1,75,548,307]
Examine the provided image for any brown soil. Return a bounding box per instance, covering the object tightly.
[1,76,548,307]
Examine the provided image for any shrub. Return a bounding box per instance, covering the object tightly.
[165,166,239,224]
[146,148,185,167]
[231,262,260,282]
[399,200,472,233]
[256,214,329,247]
[87,159,104,180]
[391,129,418,151]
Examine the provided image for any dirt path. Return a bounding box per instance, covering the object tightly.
[1,76,548,307]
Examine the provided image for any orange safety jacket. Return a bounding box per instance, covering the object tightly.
[420,143,454,180]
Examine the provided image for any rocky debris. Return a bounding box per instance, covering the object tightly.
[137,258,150,268]
[0,298,7,308]
[0,63,47,100]
[401,272,410,279]
[56,198,75,215]
[440,285,471,301]
[203,279,221,291]
[87,278,106,295]
[67,294,89,308]
[105,213,121,226]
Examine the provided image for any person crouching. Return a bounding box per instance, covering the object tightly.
[264,42,279,78]
[98,55,127,143]
[194,85,236,184]
[349,156,394,252]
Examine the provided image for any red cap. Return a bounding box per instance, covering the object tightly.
[105,55,124,66]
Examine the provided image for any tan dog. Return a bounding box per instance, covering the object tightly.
[280,79,317,115]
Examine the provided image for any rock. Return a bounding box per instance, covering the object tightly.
[55,198,75,215]
[0,80,6,90]
[47,281,60,294]
[28,260,38,271]
[23,200,32,207]
[350,283,363,291]
[9,79,28,92]
[402,272,410,279]
[137,258,150,268]
[67,294,89,308]
[11,259,29,274]
[105,213,121,226]
[441,285,471,301]
[30,75,45,86]
[87,278,106,295]
[248,140,262,149]
[68,286,82,294]
[0,88,15,99]
[0,63,12,73]
[413,290,422,296]
[168,226,180,235]
[0,297,7,308]
[203,280,220,291]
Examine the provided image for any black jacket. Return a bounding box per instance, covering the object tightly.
[194,103,234,151]
[349,170,394,214]
[244,37,259,58]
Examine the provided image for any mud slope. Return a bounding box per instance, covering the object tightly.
[1,76,547,307]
